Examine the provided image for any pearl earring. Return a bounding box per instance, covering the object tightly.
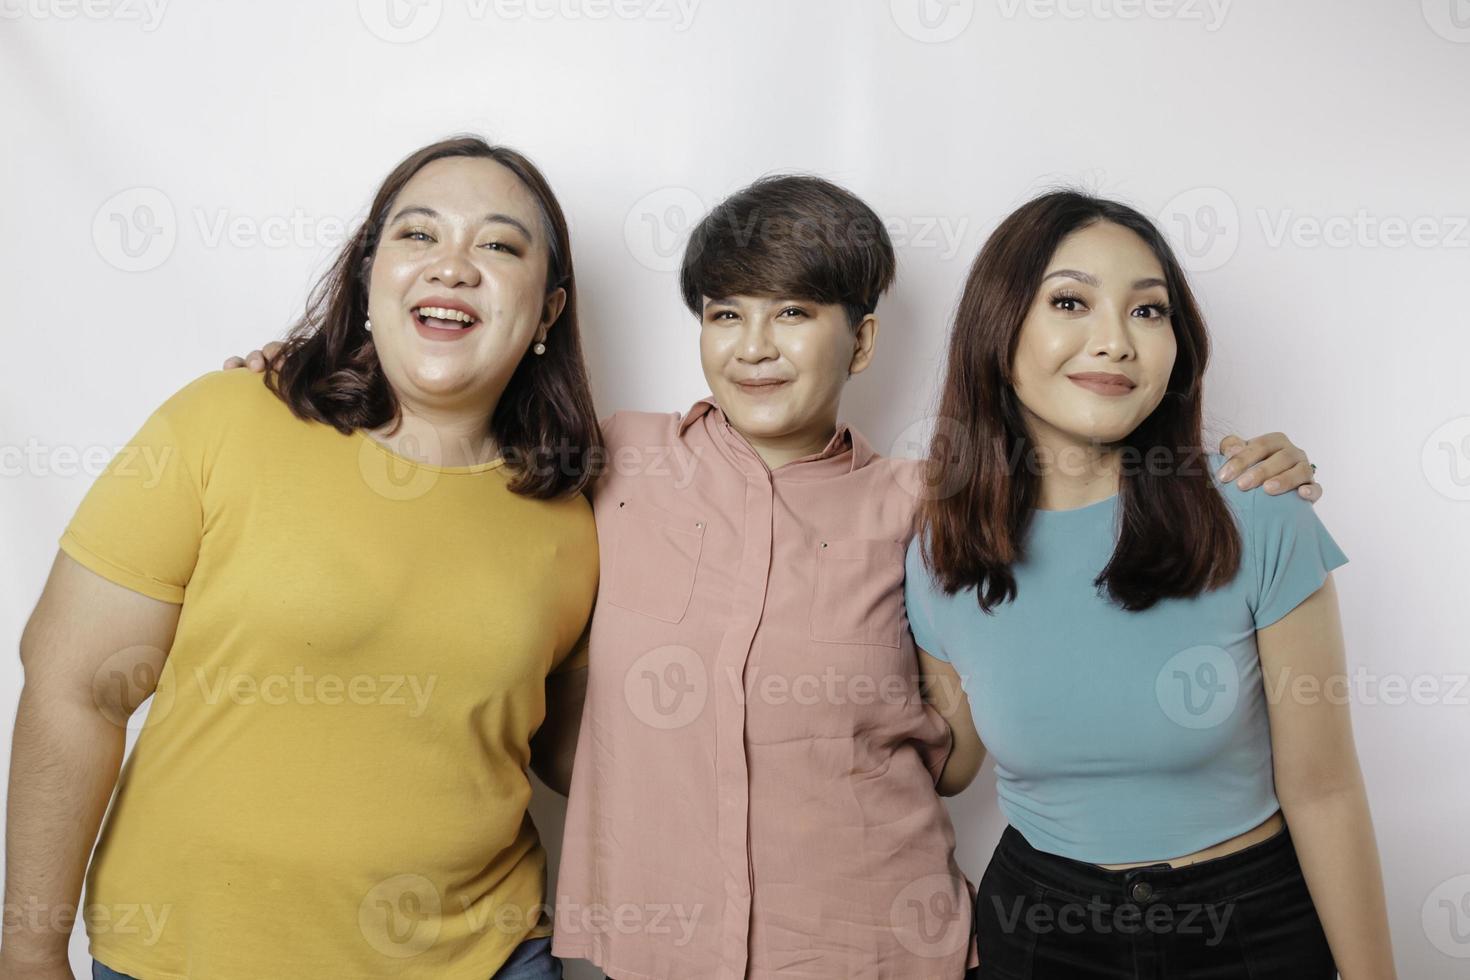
[533,341,547,355]
[364,318,372,333]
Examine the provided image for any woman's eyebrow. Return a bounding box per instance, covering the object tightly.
[387,205,534,241]
[1041,268,1098,286]
[1041,269,1168,291]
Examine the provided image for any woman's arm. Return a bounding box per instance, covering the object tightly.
[916,647,986,797]
[1258,573,1396,979]
[0,554,178,980]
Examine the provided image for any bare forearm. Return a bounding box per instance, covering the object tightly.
[1280,783,1396,979]
[936,738,985,797]
[1,685,127,967]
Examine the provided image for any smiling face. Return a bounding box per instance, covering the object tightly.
[365,155,564,422]
[1011,220,1179,451]
[698,295,876,459]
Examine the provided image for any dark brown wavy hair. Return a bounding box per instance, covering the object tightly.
[918,191,1241,613]
[265,135,601,499]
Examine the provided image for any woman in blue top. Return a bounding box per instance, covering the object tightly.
[906,192,1395,978]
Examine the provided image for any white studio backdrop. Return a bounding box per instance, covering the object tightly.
[2,1,1467,976]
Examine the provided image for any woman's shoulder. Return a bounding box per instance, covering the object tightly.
[599,408,685,452]
[156,368,281,418]
[141,369,305,458]
[1204,449,1317,532]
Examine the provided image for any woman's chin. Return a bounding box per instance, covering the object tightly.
[391,371,493,412]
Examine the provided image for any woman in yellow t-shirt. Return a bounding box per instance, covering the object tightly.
[1,137,600,980]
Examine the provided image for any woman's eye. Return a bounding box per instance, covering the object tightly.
[710,310,737,321]
[1134,303,1173,319]
[1051,294,1085,312]
[481,241,520,255]
[401,229,432,243]
[779,307,806,318]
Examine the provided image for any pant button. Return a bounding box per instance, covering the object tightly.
[1131,881,1154,902]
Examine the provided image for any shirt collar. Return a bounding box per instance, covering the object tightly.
[678,396,875,473]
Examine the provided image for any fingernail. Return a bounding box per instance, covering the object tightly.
[1264,480,1279,493]
[1219,465,1237,481]
[1237,476,1253,489]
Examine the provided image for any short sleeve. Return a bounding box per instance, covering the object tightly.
[59,397,204,604]
[1248,487,1348,629]
[904,537,951,662]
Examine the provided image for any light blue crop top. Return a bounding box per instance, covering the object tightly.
[904,454,1348,864]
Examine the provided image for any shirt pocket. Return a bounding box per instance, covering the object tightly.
[603,500,707,624]
[809,537,906,648]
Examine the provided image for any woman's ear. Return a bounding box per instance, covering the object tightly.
[849,313,879,376]
[541,287,568,332]
[358,252,375,304]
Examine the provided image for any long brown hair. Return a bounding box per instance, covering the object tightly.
[266,135,601,499]
[918,191,1241,613]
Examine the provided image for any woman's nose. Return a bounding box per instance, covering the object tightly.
[1090,310,1135,360]
[428,249,480,289]
[738,321,779,361]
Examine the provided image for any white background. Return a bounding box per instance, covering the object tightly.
[2,1,1467,976]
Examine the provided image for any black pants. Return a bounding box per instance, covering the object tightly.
[974,824,1335,979]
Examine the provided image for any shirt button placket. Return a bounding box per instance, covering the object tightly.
[713,467,774,979]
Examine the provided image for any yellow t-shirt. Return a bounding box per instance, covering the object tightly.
[62,370,597,980]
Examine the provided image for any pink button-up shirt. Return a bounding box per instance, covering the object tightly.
[553,399,976,980]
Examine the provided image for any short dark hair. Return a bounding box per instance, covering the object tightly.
[679,174,896,328]
[265,135,602,499]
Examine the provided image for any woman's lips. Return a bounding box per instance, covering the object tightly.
[1067,374,1135,397]
[734,379,789,396]
[413,309,481,341]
